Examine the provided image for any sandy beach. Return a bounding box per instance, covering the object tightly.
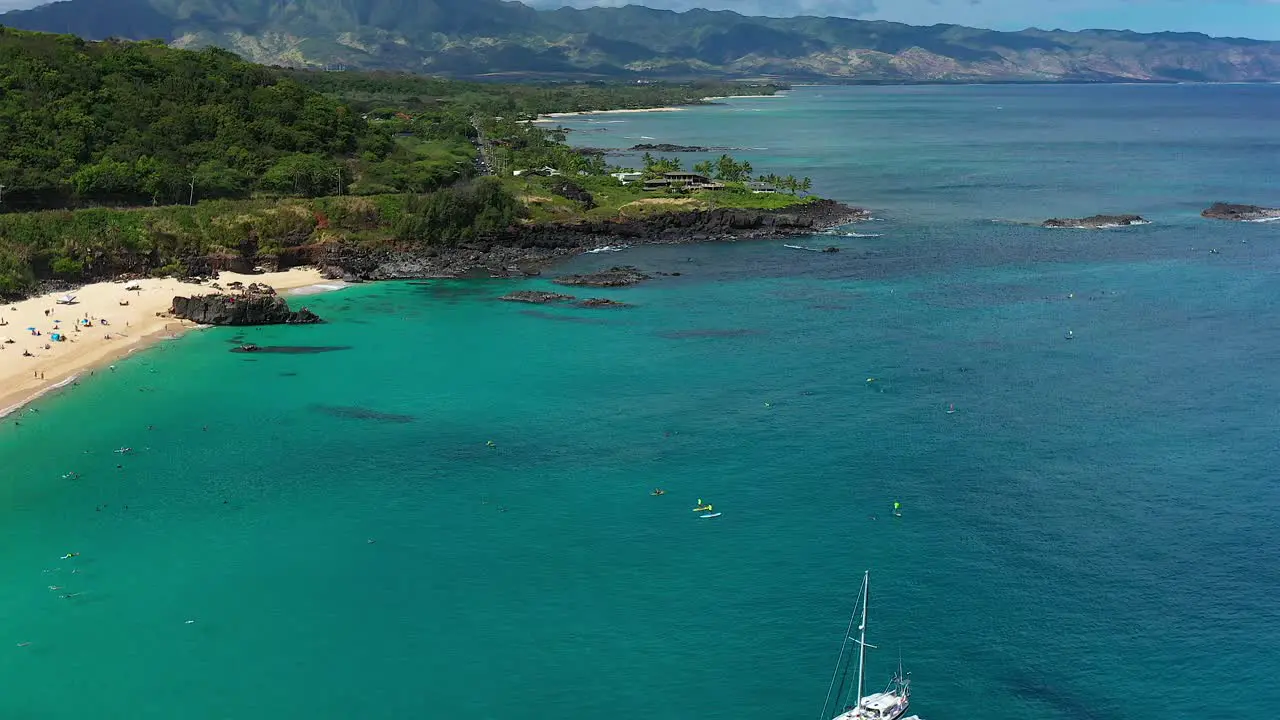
[0,268,328,417]
[534,107,683,122]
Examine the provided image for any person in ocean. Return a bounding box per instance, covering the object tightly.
[651,489,665,496]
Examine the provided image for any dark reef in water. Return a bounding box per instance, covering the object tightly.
[230,345,351,354]
[498,290,576,304]
[311,405,416,423]
[553,266,650,288]
[1041,214,1148,228]
[658,328,761,339]
[576,298,632,308]
[629,143,717,152]
[1201,202,1280,222]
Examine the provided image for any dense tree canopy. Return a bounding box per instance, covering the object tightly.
[0,28,385,208]
[0,29,799,297]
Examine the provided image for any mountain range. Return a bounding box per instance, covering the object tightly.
[3,0,1279,82]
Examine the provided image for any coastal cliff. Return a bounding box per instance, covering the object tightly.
[318,200,866,281]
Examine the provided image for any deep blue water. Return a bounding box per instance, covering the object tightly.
[1,85,1278,719]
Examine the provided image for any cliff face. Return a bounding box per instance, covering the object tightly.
[3,0,1278,82]
[318,199,867,281]
[170,293,323,325]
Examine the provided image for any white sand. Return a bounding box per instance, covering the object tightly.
[0,268,328,417]
[534,107,684,122]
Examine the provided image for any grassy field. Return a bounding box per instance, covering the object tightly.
[509,175,814,222]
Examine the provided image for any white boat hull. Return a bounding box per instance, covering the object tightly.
[831,708,911,720]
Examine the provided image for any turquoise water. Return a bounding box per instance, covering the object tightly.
[3,85,1279,719]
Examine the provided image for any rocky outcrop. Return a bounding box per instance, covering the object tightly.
[630,143,712,152]
[576,298,631,308]
[499,290,576,304]
[1042,214,1148,228]
[170,292,322,325]
[554,266,650,287]
[1201,203,1280,222]
[317,200,867,282]
[550,180,595,210]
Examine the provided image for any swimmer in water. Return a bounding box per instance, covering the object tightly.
[60,592,82,599]
[48,585,62,591]
[16,642,31,647]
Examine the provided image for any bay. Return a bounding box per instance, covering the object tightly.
[1,85,1278,719]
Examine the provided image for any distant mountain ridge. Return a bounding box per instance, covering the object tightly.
[3,0,1279,82]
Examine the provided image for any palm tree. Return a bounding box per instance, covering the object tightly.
[800,177,813,195]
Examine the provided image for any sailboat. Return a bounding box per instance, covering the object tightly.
[819,571,922,720]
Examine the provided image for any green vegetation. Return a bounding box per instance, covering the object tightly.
[0,178,524,295]
[284,71,783,116]
[0,28,808,297]
[0,28,395,209]
[508,172,815,225]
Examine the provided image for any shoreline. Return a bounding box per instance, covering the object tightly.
[0,200,860,420]
[534,107,683,122]
[0,269,336,420]
[533,95,782,123]
[318,199,869,281]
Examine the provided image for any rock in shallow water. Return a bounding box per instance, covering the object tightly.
[498,290,576,304]
[1041,214,1148,228]
[1201,203,1280,222]
[553,266,651,288]
[170,293,322,325]
[576,298,632,308]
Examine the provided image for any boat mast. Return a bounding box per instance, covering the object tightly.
[855,570,870,708]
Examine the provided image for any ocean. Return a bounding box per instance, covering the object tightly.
[1,84,1278,719]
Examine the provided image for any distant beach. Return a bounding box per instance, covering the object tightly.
[0,268,330,418]
[534,107,683,122]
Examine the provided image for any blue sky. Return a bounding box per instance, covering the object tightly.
[0,0,1276,40]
